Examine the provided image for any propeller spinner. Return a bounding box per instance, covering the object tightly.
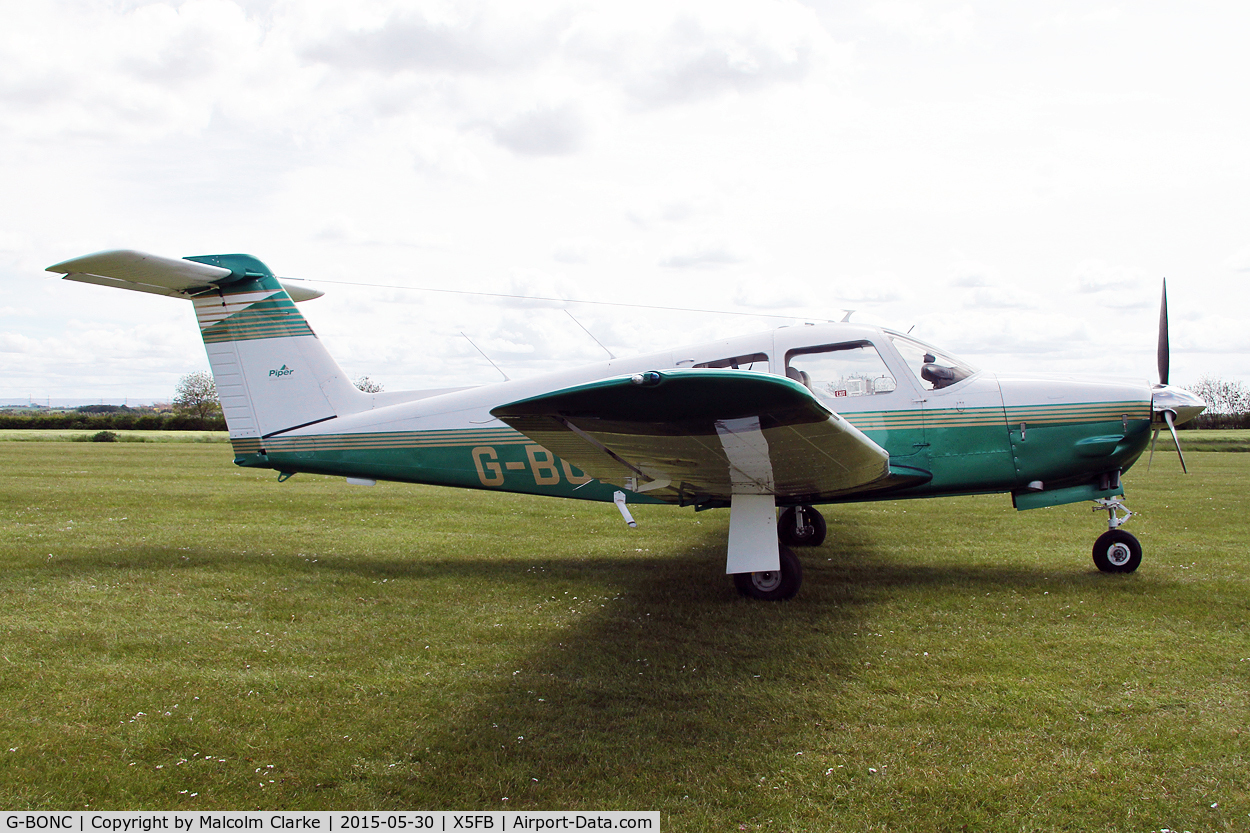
[1149,278,1206,472]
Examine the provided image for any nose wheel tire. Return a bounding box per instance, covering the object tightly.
[734,545,803,600]
[778,505,827,547]
[1092,529,1142,573]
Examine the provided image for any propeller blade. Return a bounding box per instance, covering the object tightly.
[1157,278,1170,386]
[1147,426,1159,471]
[1164,410,1188,474]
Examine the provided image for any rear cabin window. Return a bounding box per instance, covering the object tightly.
[694,352,769,371]
[785,342,897,401]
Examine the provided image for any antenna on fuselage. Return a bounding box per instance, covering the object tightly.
[460,332,511,382]
[840,310,856,322]
[563,309,616,359]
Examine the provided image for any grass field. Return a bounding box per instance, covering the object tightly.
[1,442,1247,830]
[1178,429,1250,453]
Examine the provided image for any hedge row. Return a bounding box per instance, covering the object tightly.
[0,412,227,431]
[1185,413,1250,430]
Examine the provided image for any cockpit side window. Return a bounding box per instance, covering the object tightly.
[889,335,977,391]
[694,352,769,371]
[785,342,898,401]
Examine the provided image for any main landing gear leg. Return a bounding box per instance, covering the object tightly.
[778,504,827,547]
[1091,496,1142,573]
[727,494,803,600]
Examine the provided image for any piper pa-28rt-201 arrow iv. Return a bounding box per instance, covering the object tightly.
[48,250,1206,600]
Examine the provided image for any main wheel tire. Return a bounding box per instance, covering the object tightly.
[1092,529,1142,573]
[778,505,827,547]
[733,545,803,600]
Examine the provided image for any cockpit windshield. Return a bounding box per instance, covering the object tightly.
[889,334,978,391]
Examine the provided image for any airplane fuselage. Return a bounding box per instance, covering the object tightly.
[233,321,1154,512]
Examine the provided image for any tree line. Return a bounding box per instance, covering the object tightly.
[1,372,387,432]
[2,371,226,431]
[1184,376,1250,429]
[0,410,226,431]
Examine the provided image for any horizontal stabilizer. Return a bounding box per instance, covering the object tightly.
[47,249,323,302]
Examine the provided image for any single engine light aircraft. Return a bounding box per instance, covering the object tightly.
[48,250,1206,600]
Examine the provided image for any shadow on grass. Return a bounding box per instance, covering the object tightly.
[244,524,1163,809]
[30,516,1175,813]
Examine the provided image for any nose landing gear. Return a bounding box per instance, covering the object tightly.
[1091,496,1141,573]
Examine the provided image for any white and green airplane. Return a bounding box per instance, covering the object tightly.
[49,249,1206,600]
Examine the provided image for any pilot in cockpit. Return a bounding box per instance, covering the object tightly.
[921,353,960,389]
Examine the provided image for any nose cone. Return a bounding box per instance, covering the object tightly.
[1152,384,1206,426]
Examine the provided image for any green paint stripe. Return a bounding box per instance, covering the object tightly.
[203,321,315,343]
[200,300,316,344]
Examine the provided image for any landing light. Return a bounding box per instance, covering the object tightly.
[631,371,662,386]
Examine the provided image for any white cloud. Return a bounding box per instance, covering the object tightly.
[563,1,839,108]
[1073,259,1147,294]
[488,103,587,156]
[1219,245,1250,273]
[962,286,1042,310]
[658,240,748,268]
[832,280,902,304]
[299,4,560,76]
[550,237,595,263]
[0,0,269,142]
[945,261,994,288]
[864,1,976,44]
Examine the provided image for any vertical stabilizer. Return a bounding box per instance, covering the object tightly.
[47,249,367,445]
[182,254,366,440]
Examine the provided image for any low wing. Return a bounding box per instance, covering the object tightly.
[491,369,926,505]
[46,249,324,302]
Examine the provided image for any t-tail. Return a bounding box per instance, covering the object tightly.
[47,250,368,453]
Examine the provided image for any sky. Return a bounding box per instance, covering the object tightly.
[2,0,1248,404]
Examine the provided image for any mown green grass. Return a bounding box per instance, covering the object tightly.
[1178,429,1250,452]
[1,443,1246,830]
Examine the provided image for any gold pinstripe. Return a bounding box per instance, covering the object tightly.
[1004,401,1150,425]
[230,437,264,454]
[843,400,1148,433]
[263,428,528,453]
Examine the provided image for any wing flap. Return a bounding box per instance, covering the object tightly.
[492,369,900,502]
